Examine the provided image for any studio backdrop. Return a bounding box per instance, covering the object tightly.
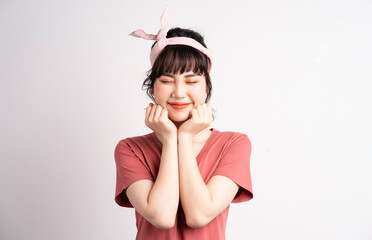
[1,0,371,239]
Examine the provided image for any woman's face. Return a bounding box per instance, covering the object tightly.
[153,71,207,123]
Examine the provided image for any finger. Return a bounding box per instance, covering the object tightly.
[206,103,212,112]
[154,104,163,121]
[195,104,204,120]
[202,103,208,117]
[207,104,213,122]
[200,104,209,123]
[202,104,209,122]
[191,108,198,120]
[145,103,152,123]
[160,108,168,121]
[148,103,157,121]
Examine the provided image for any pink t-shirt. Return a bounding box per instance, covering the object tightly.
[114,128,253,240]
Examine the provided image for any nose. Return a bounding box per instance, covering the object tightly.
[172,82,186,98]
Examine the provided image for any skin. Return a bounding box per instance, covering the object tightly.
[126,71,240,229]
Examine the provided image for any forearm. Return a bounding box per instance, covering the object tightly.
[147,136,179,226]
[178,133,215,227]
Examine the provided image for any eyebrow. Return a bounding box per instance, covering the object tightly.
[162,73,201,78]
[184,73,200,78]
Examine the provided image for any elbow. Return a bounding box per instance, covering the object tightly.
[153,219,175,230]
[151,214,176,230]
[144,203,178,230]
[185,214,211,229]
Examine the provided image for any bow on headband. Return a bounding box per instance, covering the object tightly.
[129,6,212,72]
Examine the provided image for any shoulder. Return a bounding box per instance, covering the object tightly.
[116,132,157,146]
[212,129,251,147]
[115,132,160,155]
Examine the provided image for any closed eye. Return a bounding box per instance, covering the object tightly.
[160,80,174,84]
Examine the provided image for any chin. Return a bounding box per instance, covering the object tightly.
[169,116,189,123]
[169,113,191,123]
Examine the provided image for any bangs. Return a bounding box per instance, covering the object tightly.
[151,45,209,78]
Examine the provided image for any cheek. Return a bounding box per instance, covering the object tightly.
[190,87,207,103]
[198,85,208,98]
[153,84,169,105]
[153,82,162,97]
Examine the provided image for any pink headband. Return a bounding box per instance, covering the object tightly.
[129,6,212,72]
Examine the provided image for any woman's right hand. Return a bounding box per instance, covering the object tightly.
[145,103,177,143]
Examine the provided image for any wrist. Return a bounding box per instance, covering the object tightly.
[155,132,177,145]
[177,132,193,142]
[163,134,178,145]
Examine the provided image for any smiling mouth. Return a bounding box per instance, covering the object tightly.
[168,102,191,110]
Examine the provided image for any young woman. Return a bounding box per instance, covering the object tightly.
[114,6,253,240]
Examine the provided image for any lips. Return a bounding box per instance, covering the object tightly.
[168,102,191,110]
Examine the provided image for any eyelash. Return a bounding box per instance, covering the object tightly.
[159,80,198,84]
[160,80,173,83]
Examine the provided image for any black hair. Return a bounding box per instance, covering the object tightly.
[142,27,212,103]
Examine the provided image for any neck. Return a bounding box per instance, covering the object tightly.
[173,121,184,129]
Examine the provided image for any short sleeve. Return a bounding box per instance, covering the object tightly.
[212,133,253,203]
[114,139,154,208]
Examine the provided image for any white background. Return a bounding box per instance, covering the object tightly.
[1,0,372,239]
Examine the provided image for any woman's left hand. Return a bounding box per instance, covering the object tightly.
[178,103,212,138]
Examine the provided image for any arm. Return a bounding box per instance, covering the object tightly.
[178,133,239,228]
[126,104,179,229]
[178,104,240,228]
